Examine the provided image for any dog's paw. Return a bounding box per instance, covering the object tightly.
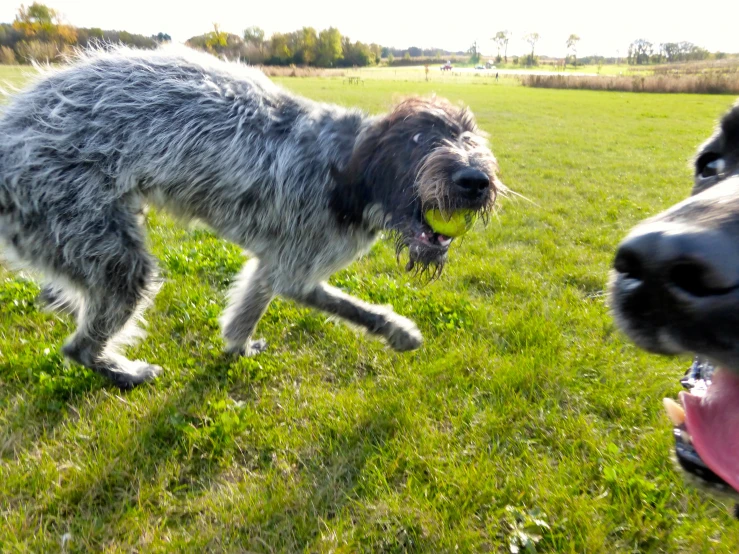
[226,338,268,357]
[384,316,423,352]
[110,362,162,389]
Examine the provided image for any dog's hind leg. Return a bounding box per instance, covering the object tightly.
[62,256,161,388]
[220,258,274,356]
[288,283,423,352]
[52,209,162,389]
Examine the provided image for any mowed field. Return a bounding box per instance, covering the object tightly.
[1,64,738,552]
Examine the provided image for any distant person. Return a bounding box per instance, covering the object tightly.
[495,72,499,82]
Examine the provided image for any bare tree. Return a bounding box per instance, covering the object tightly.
[468,40,480,64]
[243,26,265,55]
[523,32,540,65]
[493,30,511,62]
[565,34,580,69]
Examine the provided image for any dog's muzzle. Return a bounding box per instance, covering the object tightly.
[610,219,739,367]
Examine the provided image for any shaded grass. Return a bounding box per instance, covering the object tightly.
[1,73,738,552]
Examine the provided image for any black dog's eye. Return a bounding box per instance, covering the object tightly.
[696,152,725,179]
[412,133,422,144]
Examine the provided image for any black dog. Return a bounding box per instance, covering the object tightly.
[610,101,739,501]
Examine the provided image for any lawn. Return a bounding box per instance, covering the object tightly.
[0,64,35,89]
[1,68,738,552]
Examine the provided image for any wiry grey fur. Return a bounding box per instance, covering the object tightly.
[0,46,502,388]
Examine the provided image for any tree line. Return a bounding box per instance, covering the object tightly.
[186,25,386,67]
[488,30,579,67]
[0,3,168,64]
[0,3,733,68]
[186,26,470,68]
[487,30,725,68]
[627,39,712,65]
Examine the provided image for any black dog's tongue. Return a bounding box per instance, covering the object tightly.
[669,360,725,485]
[665,358,739,506]
[680,364,739,493]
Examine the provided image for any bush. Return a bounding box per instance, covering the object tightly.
[0,45,16,64]
[387,55,465,67]
[15,40,61,63]
[519,73,739,94]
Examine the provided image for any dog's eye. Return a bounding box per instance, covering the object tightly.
[696,153,725,179]
[412,133,422,144]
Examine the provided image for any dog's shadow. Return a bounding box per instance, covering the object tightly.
[1,343,400,549]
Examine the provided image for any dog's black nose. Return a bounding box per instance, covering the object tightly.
[614,225,739,297]
[452,168,490,196]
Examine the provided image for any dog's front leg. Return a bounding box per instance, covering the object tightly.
[220,259,274,356]
[290,282,423,352]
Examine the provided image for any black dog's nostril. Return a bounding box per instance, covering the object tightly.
[452,168,490,193]
[613,248,644,281]
[615,226,739,297]
[669,262,718,297]
[614,230,657,281]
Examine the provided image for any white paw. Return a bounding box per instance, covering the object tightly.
[384,315,423,352]
[226,338,268,357]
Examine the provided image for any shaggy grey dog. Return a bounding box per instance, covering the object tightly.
[0,47,502,388]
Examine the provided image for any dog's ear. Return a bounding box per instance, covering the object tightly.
[721,105,739,147]
[328,164,372,227]
[328,119,391,228]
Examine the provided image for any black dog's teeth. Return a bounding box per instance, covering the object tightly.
[672,357,733,492]
[681,357,714,391]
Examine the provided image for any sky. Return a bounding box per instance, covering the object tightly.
[2,0,738,58]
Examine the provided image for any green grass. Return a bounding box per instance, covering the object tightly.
[1,71,738,552]
[0,65,36,90]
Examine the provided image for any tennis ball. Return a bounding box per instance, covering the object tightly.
[424,208,478,237]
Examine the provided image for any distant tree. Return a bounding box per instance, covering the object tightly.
[342,38,375,67]
[316,27,342,66]
[205,23,227,51]
[493,30,511,62]
[565,34,580,68]
[293,27,317,64]
[154,32,171,43]
[369,43,382,64]
[243,26,265,55]
[403,51,411,61]
[468,40,481,64]
[678,41,709,61]
[408,46,422,57]
[269,32,292,63]
[628,38,653,65]
[660,42,678,63]
[387,51,394,64]
[13,2,76,46]
[523,32,540,65]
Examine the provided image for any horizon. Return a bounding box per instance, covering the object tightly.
[1,0,738,59]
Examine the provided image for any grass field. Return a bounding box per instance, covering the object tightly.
[1,66,738,552]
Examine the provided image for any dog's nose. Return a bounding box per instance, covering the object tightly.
[452,168,490,196]
[614,224,739,298]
